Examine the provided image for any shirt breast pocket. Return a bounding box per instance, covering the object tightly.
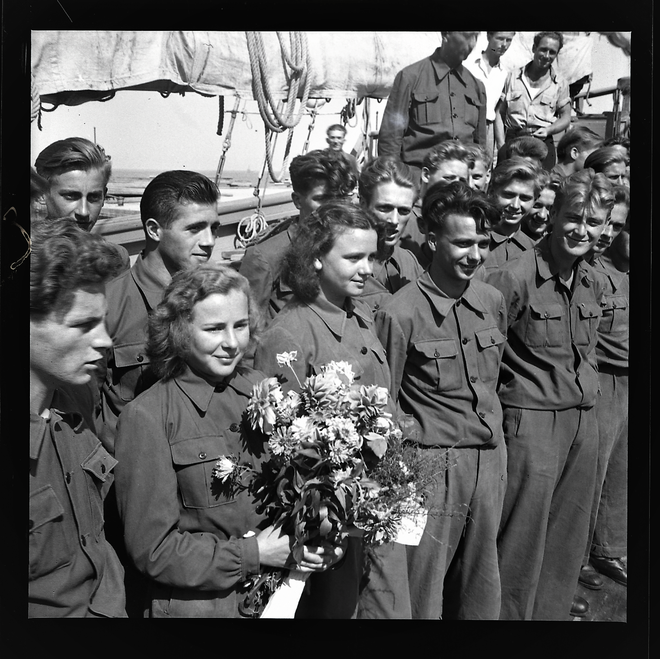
[525,302,565,347]
[411,338,462,392]
[82,443,118,538]
[464,93,484,129]
[538,91,557,115]
[170,435,237,509]
[599,294,628,334]
[575,301,602,347]
[412,90,442,126]
[507,90,526,116]
[113,342,153,402]
[29,485,73,580]
[475,327,506,382]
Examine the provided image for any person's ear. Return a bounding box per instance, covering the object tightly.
[569,146,579,163]
[145,218,162,242]
[313,257,323,271]
[426,230,438,252]
[421,167,431,184]
[291,191,302,210]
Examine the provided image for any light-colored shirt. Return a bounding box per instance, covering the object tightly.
[464,51,509,122]
[501,64,570,132]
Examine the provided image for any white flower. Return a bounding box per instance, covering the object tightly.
[276,351,298,368]
[212,456,237,482]
[321,361,356,386]
[290,416,316,441]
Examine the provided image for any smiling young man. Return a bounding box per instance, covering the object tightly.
[358,156,423,312]
[97,170,220,452]
[487,169,615,620]
[29,218,127,617]
[499,31,571,170]
[478,157,540,280]
[34,137,131,269]
[239,149,357,320]
[374,182,508,620]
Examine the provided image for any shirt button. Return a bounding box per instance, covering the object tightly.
[360,346,368,354]
[470,376,478,383]
[230,423,240,433]
[80,535,87,546]
[479,411,486,418]
[136,355,144,363]
[452,113,458,118]
[198,452,207,460]
[462,338,469,345]
[491,337,496,344]
[101,464,106,474]
[65,472,72,484]
[434,350,440,357]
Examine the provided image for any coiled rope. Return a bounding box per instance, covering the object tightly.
[246,31,312,182]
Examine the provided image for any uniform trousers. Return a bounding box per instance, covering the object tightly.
[498,406,598,620]
[406,442,507,619]
[587,369,628,560]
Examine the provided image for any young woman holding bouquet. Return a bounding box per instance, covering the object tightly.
[253,199,412,619]
[112,265,343,617]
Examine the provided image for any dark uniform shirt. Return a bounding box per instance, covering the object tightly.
[593,254,629,370]
[487,236,605,411]
[254,295,391,395]
[360,244,424,314]
[114,366,268,618]
[378,48,488,170]
[239,224,296,320]
[97,254,164,452]
[374,271,507,449]
[477,227,536,281]
[29,389,127,617]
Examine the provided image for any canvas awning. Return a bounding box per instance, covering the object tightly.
[31,31,598,110]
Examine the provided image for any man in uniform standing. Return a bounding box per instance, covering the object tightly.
[378,32,487,177]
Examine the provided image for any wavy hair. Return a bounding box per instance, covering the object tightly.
[358,156,419,205]
[422,181,499,236]
[288,149,357,198]
[140,170,219,229]
[533,31,564,51]
[556,125,602,159]
[553,168,615,217]
[35,137,112,185]
[282,199,384,303]
[423,140,472,173]
[489,156,543,198]
[146,265,263,381]
[30,217,125,317]
[583,147,627,174]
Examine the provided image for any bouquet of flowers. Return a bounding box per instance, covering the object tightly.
[213,352,442,618]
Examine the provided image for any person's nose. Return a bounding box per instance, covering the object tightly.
[222,328,239,350]
[601,223,614,241]
[573,221,588,238]
[510,196,521,210]
[198,225,216,248]
[536,206,549,221]
[359,256,374,276]
[93,321,113,351]
[467,244,481,262]
[75,198,90,221]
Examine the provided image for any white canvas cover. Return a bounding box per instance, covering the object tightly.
[31,31,595,108]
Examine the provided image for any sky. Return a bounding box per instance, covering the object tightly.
[30,32,631,175]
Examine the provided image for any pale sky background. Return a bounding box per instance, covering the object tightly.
[30,32,631,176]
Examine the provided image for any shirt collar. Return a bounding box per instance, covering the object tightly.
[416,270,488,317]
[522,62,559,85]
[29,391,84,460]
[431,48,468,86]
[535,236,596,286]
[306,295,370,338]
[131,254,167,309]
[175,365,255,412]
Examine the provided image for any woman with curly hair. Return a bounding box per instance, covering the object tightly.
[254,199,412,620]
[113,264,342,618]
